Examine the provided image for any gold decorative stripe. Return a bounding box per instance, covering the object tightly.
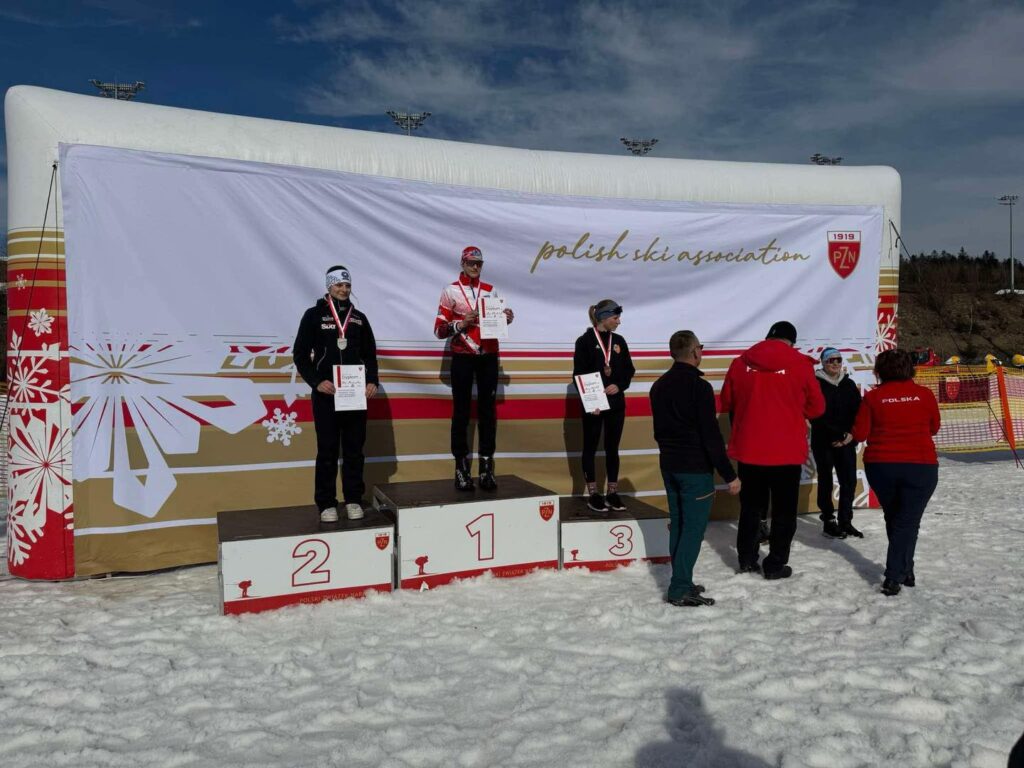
[6,256,66,267]
[7,241,66,256]
[7,228,65,239]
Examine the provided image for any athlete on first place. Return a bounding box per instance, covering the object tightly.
[434,246,514,492]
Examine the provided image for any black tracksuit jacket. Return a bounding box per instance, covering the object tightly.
[810,372,861,445]
[649,362,737,482]
[572,327,636,411]
[293,297,380,389]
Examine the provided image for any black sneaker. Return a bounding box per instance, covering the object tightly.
[478,456,498,491]
[738,562,761,574]
[758,520,771,543]
[587,493,608,513]
[454,459,475,492]
[667,587,715,607]
[605,492,626,511]
[763,565,793,580]
[881,579,901,596]
[823,520,847,539]
[903,572,916,588]
[841,522,864,538]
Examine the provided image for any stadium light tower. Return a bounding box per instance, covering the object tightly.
[620,138,658,156]
[89,79,146,100]
[386,110,431,135]
[998,194,1019,294]
[810,153,842,165]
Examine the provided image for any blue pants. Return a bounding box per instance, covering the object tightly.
[865,462,938,582]
[662,471,715,600]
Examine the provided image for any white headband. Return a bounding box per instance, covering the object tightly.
[326,268,351,288]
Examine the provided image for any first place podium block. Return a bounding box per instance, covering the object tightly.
[374,476,559,590]
[218,505,395,615]
[560,495,670,571]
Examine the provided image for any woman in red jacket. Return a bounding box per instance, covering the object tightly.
[852,348,941,596]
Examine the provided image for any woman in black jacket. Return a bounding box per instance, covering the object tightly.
[810,348,862,538]
[572,299,635,512]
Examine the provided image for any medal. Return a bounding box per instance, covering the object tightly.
[326,295,353,351]
[456,276,481,331]
[593,327,613,377]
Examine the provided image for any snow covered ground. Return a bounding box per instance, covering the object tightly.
[2,458,1023,768]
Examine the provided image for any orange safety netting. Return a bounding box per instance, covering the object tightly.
[914,365,1023,453]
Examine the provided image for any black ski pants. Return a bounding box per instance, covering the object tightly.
[811,441,858,523]
[737,462,802,574]
[450,353,499,461]
[312,391,367,511]
[581,408,626,484]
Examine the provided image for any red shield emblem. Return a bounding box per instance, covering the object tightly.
[944,376,960,400]
[375,532,390,551]
[828,231,861,279]
[539,501,555,521]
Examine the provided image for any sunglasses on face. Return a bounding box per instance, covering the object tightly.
[825,357,842,364]
[464,260,484,267]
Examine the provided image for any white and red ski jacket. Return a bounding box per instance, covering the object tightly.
[434,273,500,355]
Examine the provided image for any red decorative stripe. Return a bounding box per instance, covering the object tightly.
[399,560,558,589]
[223,583,392,615]
[563,555,669,572]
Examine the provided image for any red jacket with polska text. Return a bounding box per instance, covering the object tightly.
[720,339,825,465]
[851,380,940,464]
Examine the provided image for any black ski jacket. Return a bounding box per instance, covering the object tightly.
[810,371,861,445]
[293,297,380,388]
[572,327,636,412]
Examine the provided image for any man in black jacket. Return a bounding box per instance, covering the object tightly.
[293,265,380,523]
[810,348,862,538]
[650,330,741,607]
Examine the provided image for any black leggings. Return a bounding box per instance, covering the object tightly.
[581,409,626,483]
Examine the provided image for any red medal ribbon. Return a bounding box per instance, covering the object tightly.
[326,296,353,343]
[592,326,612,371]
[456,277,480,318]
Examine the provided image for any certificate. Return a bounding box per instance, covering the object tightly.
[479,296,508,340]
[333,364,367,411]
[575,372,610,413]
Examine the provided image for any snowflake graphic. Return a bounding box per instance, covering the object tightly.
[7,412,72,567]
[28,308,54,337]
[262,408,302,446]
[16,274,26,290]
[71,336,266,518]
[7,332,69,408]
[876,304,898,352]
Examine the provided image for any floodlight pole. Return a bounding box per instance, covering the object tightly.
[999,195,1018,293]
[386,110,432,136]
[810,153,842,165]
[89,79,146,100]
[620,138,658,157]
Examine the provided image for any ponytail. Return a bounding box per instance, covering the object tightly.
[588,305,598,325]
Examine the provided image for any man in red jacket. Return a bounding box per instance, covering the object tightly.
[721,321,825,579]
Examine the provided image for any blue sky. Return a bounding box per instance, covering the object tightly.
[1,0,1022,257]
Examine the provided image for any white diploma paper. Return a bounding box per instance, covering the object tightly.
[333,364,367,411]
[575,372,610,413]
[478,296,508,340]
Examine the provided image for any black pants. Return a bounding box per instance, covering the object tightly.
[312,391,367,511]
[581,408,626,484]
[811,441,858,523]
[865,462,938,582]
[450,353,499,460]
[737,463,802,573]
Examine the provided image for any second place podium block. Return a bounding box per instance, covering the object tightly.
[374,476,560,590]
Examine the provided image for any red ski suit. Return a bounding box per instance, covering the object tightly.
[434,274,500,355]
[720,339,826,465]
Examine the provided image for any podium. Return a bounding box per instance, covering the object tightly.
[373,476,559,590]
[559,495,670,571]
[218,505,395,615]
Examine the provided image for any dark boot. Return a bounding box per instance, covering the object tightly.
[478,456,497,491]
[841,521,864,538]
[823,519,848,539]
[455,458,475,491]
[667,586,715,607]
[903,572,915,587]
[880,579,901,596]
[758,520,771,543]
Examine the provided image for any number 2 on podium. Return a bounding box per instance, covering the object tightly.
[466,514,495,561]
[292,538,331,587]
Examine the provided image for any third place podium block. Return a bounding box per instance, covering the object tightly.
[218,505,395,615]
[560,495,670,571]
[373,476,559,590]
